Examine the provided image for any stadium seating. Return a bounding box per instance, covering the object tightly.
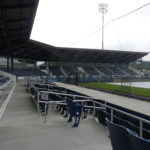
[83,67,100,76]
[0,67,47,77]
[127,129,150,150]
[107,118,150,150]
[36,65,140,82]
[25,68,47,76]
[66,100,82,127]
[95,66,138,77]
[82,102,88,118]
[97,67,112,76]
[113,115,139,134]
[62,66,75,76]
[123,67,138,76]
[106,119,131,150]
[27,77,150,131]
[113,113,150,139]
[0,75,9,85]
[27,77,90,127]
[49,67,64,77]
[114,68,126,76]
[95,102,150,141]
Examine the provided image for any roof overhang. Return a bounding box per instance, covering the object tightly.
[13,39,148,63]
[0,0,148,64]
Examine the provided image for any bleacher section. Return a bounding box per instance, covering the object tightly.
[50,67,64,77]
[123,67,139,76]
[97,67,112,76]
[0,65,139,81]
[62,67,75,76]
[26,76,150,144]
[46,65,140,82]
[114,68,126,76]
[0,68,47,77]
[83,67,99,76]
[0,75,9,85]
[25,69,47,76]
[84,66,139,78]
[26,76,89,127]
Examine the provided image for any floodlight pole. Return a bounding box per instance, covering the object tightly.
[99,3,108,50]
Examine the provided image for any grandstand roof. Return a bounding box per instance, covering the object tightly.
[0,0,148,64]
[0,0,39,54]
[14,40,147,64]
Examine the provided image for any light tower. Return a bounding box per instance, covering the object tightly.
[98,3,108,50]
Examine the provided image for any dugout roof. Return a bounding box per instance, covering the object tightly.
[0,0,148,64]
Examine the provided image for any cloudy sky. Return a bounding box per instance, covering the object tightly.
[31,0,150,61]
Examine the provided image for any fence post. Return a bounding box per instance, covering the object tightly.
[93,101,96,119]
[139,120,143,138]
[104,101,106,109]
[28,82,31,93]
[37,91,40,118]
[81,100,84,118]
[44,102,47,124]
[111,109,114,122]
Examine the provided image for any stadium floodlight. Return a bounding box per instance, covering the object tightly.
[98,3,108,50]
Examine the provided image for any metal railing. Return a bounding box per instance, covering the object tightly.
[28,81,150,138]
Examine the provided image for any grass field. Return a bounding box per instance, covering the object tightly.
[80,82,150,98]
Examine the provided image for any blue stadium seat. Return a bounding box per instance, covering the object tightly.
[113,113,150,139]
[113,115,139,134]
[1,67,47,77]
[96,107,107,125]
[106,119,131,150]
[127,129,150,150]
[143,128,150,140]
[82,102,88,119]
[67,100,82,127]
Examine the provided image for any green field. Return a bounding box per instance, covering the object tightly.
[80,82,150,98]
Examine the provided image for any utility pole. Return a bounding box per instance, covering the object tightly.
[98,3,108,50]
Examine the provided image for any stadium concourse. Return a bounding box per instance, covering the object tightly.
[0,0,150,150]
[0,77,149,150]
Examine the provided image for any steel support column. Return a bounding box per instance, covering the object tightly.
[10,53,14,73]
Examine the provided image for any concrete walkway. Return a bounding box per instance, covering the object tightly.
[0,81,112,150]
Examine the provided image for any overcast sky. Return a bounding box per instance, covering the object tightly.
[31,0,150,61]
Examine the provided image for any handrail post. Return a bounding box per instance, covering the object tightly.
[37,91,40,118]
[44,102,47,124]
[81,100,84,118]
[111,109,114,122]
[29,82,31,93]
[73,95,76,101]
[104,101,106,110]
[139,120,143,138]
[93,101,96,119]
